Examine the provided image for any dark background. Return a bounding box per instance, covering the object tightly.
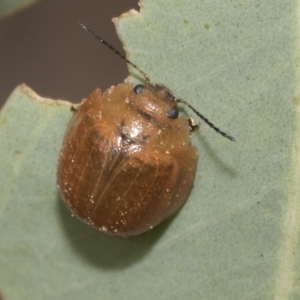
[0,0,139,108]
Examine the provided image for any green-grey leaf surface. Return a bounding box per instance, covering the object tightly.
[0,0,39,18]
[0,1,299,299]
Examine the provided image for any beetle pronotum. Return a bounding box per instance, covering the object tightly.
[57,22,235,237]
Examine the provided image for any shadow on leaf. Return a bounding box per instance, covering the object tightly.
[56,192,173,269]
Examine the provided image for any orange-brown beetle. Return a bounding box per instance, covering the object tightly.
[57,23,235,237]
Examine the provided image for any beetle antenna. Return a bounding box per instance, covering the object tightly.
[80,22,150,84]
[175,98,236,142]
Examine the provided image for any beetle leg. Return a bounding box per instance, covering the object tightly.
[187,117,200,131]
[71,104,80,112]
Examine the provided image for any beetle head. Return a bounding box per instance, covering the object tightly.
[129,83,179,124]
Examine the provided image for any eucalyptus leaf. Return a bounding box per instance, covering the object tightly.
[0,1,299,299]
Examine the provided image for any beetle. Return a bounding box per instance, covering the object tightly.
[57,22,235,237]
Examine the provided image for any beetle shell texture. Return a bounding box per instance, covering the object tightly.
[57,82,198,237]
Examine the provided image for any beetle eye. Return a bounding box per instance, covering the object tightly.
[167,108,179,119]
[134,84,145,95]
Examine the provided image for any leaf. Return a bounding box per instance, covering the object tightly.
[0,0,39,18]
[0,1,299,299]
